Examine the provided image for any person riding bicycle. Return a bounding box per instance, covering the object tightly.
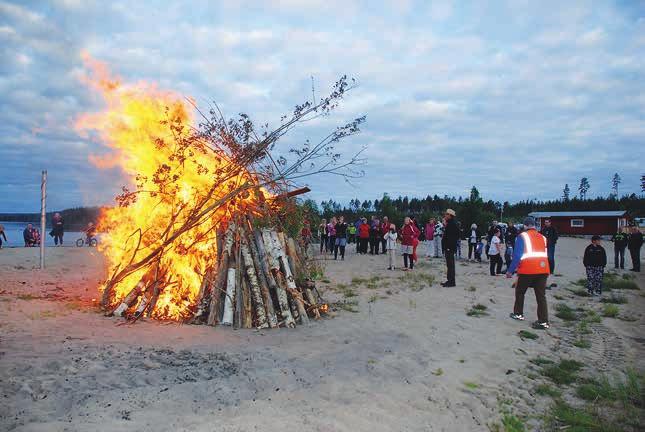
[85,222,97,243]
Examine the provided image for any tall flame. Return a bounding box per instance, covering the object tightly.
[76,54,265,319]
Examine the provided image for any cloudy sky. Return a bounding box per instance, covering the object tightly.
[1,0,644,213]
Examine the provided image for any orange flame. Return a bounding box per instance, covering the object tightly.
[76,54,265,320]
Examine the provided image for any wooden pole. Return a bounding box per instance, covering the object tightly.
[39,170,47,269]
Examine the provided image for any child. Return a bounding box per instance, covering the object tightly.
[583,235,607,296]
[384,223,398,270]
[474,236,484,263]
[488,228,504,276]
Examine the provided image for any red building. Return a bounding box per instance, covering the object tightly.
[528,211,628,236]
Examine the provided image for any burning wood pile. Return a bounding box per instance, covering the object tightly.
[75,55,363,328]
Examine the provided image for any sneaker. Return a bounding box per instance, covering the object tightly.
[531,321,550,330]
[440,282,456,287]
[509,313,525,321]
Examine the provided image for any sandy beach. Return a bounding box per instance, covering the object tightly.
[1,237,643,431]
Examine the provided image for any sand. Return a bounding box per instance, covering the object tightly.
[1,238,643,431]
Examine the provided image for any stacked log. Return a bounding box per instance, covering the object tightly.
[107,221,323,329]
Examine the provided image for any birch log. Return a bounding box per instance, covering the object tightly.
[241,270,253,329]
[254,230,291,326]
[240,236,269,328]
[246,231,278,327]
[221,265,237,326]
[207,224,235,326]
[280,256,310,326]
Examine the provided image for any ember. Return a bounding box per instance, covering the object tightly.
[75,55,361,328]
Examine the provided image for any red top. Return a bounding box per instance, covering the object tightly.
[380,222,390,235]
[400,223,419,246]
[358,223,370,239]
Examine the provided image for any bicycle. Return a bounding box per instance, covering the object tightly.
[76,236,98,247]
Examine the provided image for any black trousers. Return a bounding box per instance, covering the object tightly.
[320,234,328,253]
[403,253,414,269]
[630,247,641,271]
[468,243,476,259]
[513,274,549,323]
[359,238,369,254]
[489,254,503,275]
[369,238,379,255]
[381,238,387,254]
[614,246,625,269]
[445,249,455,284]
[54,234,63,245]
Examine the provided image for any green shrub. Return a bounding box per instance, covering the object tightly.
[518,330,538,340]
[541,359,584,385]
[573,339,591,349]
[534,383,561,398]
[603,273,639,290]
[600,294,627,304]
[555,303,577,321]
[467,304,488,317]
[602,304,619,318]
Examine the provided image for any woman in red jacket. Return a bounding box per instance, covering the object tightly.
[358,217,370,255]
[401,217,419,270]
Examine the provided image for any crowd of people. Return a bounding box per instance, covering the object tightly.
[303,210,643,330]
[0,213,99,249]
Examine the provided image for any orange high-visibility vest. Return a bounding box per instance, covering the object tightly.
[517,228,550,275]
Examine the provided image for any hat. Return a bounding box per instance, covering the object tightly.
[591,235,602,241]
[445,209,456,217]
[523,216,536,226]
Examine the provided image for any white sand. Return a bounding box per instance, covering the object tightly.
[1,238,643,431]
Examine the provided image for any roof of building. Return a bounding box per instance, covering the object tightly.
[528,211,627,218]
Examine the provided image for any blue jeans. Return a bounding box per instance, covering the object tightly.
[547,244,556,274]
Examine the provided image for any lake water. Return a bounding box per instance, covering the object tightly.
[0,221,88,248]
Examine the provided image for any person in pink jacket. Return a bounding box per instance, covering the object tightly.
[424,218,435,258]
[400,217,420,270]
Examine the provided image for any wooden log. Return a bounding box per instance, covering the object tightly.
[109,266,157,316]
[240,236,269,329]
[221,264,237,326]
[301,280,321,319]
[261,229,280,270]
[275,271,300,323]
[280,256,310,326]
[146,277,162,318]
[246,230,278,328]
[191,268,214,323]
[241,269,253,329]
[254,230,291,326]
[207,224,235,326]
[234,230,243,329]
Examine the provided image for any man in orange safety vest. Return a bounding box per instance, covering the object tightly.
[506,216,550,330]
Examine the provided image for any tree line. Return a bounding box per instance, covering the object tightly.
[300,185,645,230]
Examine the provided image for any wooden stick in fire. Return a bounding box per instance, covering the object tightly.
[253,229,290,327]
[207,223,235,326]
[240,234,269,329]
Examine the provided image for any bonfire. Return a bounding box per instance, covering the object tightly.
[74,55,364,328]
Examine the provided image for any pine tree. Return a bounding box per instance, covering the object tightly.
[578,177,590,200]
[611,173,621,197]
[641,174,645,193]
[562,184,570,201]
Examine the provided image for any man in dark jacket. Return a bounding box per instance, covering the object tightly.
[504,221,519,270]
[540,219,558,274]
[611,228,628,269]
[441,209,459,287]
[628,226,643,272]
[583,235,607,296]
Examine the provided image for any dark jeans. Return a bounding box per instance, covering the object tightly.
[445,249,455,284]
[381,238,387,254]
[630,247,641,271]
[468,243,476,259]
[403,253,414,269]
[328,236,336,254]
[369,238,379,255]
[614,246,625,269]
[348,233,356,244]
[489,254,503,275]
[54,234,63,245]
[513,274,549,323]
[547,244,556,274]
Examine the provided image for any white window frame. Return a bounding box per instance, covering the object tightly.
[570,219,584,228]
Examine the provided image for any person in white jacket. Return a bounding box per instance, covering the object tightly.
[383,223,398,270]
[433,221,444,258]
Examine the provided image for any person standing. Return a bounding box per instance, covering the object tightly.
[380,217,390,255]
[318,219,328,254]
[540,219,558,275]
[507,217,550,330]
[327,217,337,255]
[51,212,64,246]
[300,221,312,251]
[400,217,419,270]
[23,224,35,247]
[433,219,444,258]
[467,224,480,260]
[384,223,398,270]
[488,228,504,276]
[441,209,459,287]
[583,235,607,296]
[0,224,7,249]
[504,221,518,271]
[358,217,370,254]
[611,228,628,269]
[486,221,497,258]
[424,218,435,258]
[334,216,348,260]
[628,226,643,272]
[347,223,357,245]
